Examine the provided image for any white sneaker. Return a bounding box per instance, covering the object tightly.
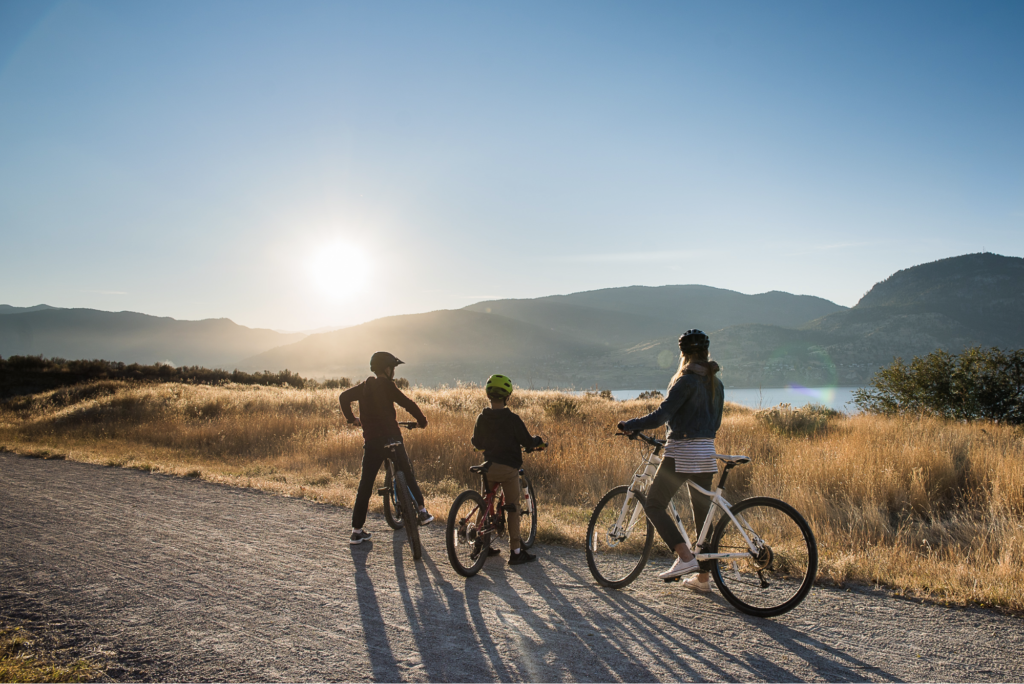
[658,556,699,579]
[682,575,712,593]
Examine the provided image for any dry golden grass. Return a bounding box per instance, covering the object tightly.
[2,381,1022,611]
[0,626,101,683]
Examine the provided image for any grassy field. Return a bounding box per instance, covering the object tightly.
[0,625,101,683]
[2,380,1022,612]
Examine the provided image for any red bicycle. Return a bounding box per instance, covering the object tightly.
[445,459,539,577]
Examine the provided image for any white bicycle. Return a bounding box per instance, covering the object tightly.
[585,431,817,617]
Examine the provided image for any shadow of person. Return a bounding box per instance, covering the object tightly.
[351,540,401,681]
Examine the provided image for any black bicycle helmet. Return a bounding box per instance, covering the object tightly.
[370,351,404,373]
[678,329,710,353]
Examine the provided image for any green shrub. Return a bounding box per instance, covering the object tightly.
[543,396,581,419]
[755,402,840,436]
[854,347,1024,424]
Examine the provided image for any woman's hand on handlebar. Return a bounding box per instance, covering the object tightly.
[616,421,635,435]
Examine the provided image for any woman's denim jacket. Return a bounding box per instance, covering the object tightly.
[621,374,725,440]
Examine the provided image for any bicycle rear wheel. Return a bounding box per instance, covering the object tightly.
[394,471,422,560]
[586,485,654,588]
[446,490,489,577]
[382,468,403,530]
[709,497,817,618]
[518,473,538,549]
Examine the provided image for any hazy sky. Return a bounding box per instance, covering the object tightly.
[2,1,1022,331]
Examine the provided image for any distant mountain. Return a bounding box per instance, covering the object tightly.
[0,308,306,368]
[708,253,1024,387]
[238,309,608,387]
[7,254,1017,388]
[0,304,57,315]
[464,285,845,347]
[238,286,846,387]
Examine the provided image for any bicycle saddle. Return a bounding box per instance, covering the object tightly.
[470,461,493,474]
[716,454,751,464]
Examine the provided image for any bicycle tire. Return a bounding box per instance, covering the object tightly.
[394,470,422,560]
[709,496,817,618]
[518,473,538,549]
[382,467,403,530]
[586,485,654,588]
[446,490,489,577]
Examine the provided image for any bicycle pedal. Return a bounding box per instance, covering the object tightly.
[377,487,390,495]
[663,576,681,583]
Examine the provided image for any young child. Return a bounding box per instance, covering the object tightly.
[340,351,431,545]
[471,374,546,566]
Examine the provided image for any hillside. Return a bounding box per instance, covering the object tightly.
[237,309,609,387]
[710,253,1024,386]
[0,308,305,368]
[7,254,1019,388]
[464,285,845,347]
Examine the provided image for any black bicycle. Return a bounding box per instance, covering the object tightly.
[379,421,423,560]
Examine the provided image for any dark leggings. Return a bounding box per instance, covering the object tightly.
[644,458,715,566]
[351,442,424,530]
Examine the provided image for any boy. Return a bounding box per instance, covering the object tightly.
[340,351,431,545]
[471,374,546,566]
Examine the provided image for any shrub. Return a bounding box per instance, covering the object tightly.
[854,347,1024,424]
[637,390,664,401]
[542,395,581,419]
[755,402,840,436]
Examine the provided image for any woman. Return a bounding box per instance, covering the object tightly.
[616,329,724,593]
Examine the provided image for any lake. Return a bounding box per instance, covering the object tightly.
[603,386,864,412]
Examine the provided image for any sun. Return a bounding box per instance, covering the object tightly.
[306,239,372,298]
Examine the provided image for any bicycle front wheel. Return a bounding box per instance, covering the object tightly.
[709,497,817,618]
[394,471,422,560]
[518,473,538,549]
[446,490,489,577]
[586,485,654,588]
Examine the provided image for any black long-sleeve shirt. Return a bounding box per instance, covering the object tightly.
[471,407,543,469]
[339,376,427,447]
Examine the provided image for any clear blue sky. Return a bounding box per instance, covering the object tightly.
[2,1,1022,331]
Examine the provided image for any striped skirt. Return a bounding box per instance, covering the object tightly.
[664,438,718,474]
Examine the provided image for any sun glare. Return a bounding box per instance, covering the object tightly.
[306,239,372,298]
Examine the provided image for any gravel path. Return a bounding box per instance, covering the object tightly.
[2,453,1022,682]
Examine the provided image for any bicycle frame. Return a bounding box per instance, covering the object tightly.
[612,434,760,562]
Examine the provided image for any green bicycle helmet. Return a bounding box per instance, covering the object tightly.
[485,374,514,399]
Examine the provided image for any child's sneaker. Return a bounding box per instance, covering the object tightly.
[682,575,712,593]
[418,509,434,526]
[508,548,537,566]
[658,556,699,579]
[350,530,372,545]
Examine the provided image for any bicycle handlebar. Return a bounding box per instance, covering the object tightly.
[615,431,664,447]
[398,421,420,429]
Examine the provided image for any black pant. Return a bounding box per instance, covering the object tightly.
[644,459,715,565]
[351,442,425,530]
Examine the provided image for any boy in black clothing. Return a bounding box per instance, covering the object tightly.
[471,374,545,565]
[340,351,431,545]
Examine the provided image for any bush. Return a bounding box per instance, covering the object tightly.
[543,395,581,419]
[755,402,840,436]
[854,347,1024,424]
[637,390,664,401]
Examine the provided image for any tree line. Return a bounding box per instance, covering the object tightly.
[0,355,353,396]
